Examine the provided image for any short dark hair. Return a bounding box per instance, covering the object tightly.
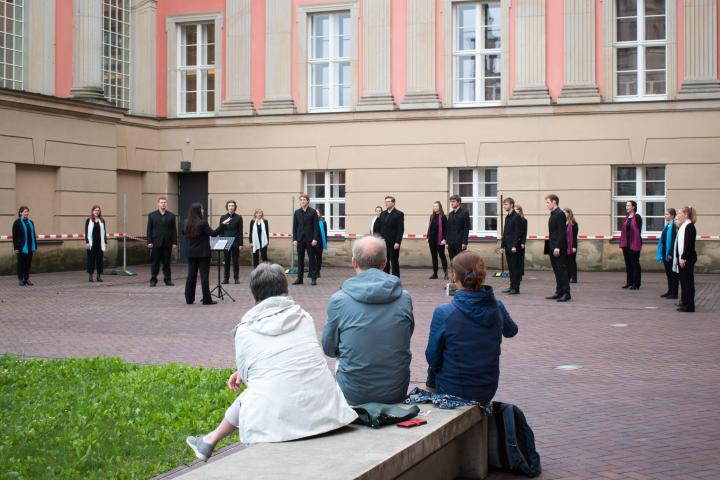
[503,197,515,206]
[449,195,462,203]
[385,195,396,203]
[18,206,29,216]
[299,194,310,202]
[225,200,237,210]
[545,194,559,205]
[249,263,289,303]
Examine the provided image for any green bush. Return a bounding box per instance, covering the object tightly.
[0,355,241,479]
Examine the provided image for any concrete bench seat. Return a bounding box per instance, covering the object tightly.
[174,405,487,480]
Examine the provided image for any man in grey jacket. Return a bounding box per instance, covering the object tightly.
[322,236,414,406]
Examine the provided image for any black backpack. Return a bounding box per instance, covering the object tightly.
[487,401,542,477]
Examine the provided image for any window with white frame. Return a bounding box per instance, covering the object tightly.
[454,2,501,105]
[450,168,498,233]
[308,12,351,111]
[305,171,346,232]
[0,0,23,90]
[615,0,666,99]
[103,0,131,109]
[612,166,666,233]
[178,22,216,115]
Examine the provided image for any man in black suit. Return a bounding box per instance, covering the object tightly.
[147,197,178,287]
[378,196,404,277]
[446,195,470,260]
[292,194,319,285]
[218,200,243,284]
[501,197,522,295]
[545,194,570,302]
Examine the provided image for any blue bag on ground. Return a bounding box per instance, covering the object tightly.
[487,401,541,477]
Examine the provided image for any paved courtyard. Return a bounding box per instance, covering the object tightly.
[1,263,719,479]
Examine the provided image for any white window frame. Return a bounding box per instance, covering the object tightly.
[453,1,502,107]
[612,165,666,234]
[176,22,217,116]
[614,0,668,101]
[103,0,131,109]
[304,170,346,234]
[307,11,352,112]
[449,168,498,235]
[0,0,24,90]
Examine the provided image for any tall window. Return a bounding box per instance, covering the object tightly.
[103,0,130,109]
[305,171,346,233]
[612,166,666,233]
[450,168,498,234]
[178,23,216,115]
[454,2,501,105]
[0,0,23,90]
[309,12,351,111]
[615,0,666,99]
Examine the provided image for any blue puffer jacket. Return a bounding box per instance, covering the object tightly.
[425,286,518,403]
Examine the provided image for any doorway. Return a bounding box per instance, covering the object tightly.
[177,172,208,263]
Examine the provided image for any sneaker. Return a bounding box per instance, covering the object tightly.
[186,435,215,462]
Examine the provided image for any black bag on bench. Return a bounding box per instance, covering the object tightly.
[487,401,541,477]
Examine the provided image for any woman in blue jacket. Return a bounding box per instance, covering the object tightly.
[425,250,518,405]
[12,206,37,286]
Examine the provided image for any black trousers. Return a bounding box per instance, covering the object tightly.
[252,247,268,268]
[297,241,317,280]
[150,246,173,282]
[662,259,679,296]
[223,246,240,281]
[519,247,526,277]
[313,244,324,277]
[506,249,523,290]
[429,243,448,275]
[567,253,577,282]
[622,247,641,288]
[550,253,570,296]
[17,252,32,281]
[678,260,695,311]
[185,256,211,304]
[87,246,104,275]
[384,243,401,277]
[447,243,462,260]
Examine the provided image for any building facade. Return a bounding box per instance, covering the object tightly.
[1,0,719,273]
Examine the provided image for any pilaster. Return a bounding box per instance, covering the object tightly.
[26,0,56,95]
[131,0,157,116]
[678,0,720,99]
[558,0,601,103]
[221,0,255,115]
[509,0,551,105]
[259,0,296,115]
[357,0,395,111]
[70,0,106,102]
[401,0,441,109]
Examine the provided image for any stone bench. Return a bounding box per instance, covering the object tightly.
[173,405,487,480]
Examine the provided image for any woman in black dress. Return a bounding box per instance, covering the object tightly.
[563,208,579,283]
[249,208,270,268]
[674,206,697,313]
[183,203,226,305]
[85,205,107,282]
[426,201,448,279]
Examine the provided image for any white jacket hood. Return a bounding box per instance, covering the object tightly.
[239,295,303,336]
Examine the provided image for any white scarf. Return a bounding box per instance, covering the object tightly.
[87,218,106,252]
[251,219,268,253]
[370,216,378,235]
[672,219,691,273]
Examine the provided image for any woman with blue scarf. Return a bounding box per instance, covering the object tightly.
[12,206,37,286]
[657,208,678,299]
[313,210,328,278]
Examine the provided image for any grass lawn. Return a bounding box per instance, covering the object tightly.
[0,355,241,479]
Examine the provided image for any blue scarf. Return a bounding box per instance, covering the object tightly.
[319,220,327,250]
[656,221,672,263]
[21,218,37,254]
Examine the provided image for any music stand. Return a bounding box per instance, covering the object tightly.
[210,237,236,302]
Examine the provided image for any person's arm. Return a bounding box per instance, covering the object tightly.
[12,220,21,252]
[312,210,320,244]
[146,213,153,246]
[84,218,90,244]
[425,307,446,371]
[292,211,298,242]
[321,296,341,357]
[237,216,243,246]
[497,301,519,338]
[171,213,178,246]
[682,225,696,260]
[462,210,470,246]
[636,214,643,235]
[441,215,447,242]
[573,223,579,250]
[396,211,404,246]
[264,220,270,245]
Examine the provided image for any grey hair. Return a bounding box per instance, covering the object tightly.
[249,263,289,303]
[352,236,387,270]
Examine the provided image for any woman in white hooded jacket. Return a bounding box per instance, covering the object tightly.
[186,263,357,461]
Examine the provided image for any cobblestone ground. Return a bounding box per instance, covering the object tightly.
[1,263,718,479]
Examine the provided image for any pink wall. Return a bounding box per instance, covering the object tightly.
[391,0,407,105]
[55,0,73,97]
[546,0,563,101]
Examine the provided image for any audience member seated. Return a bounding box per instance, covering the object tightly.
[425,250,518,405]
[322,236,415,406]
[186,263,357,461]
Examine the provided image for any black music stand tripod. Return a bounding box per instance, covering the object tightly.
[210,237,236,302]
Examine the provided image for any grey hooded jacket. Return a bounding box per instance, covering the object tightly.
[322,268,414,406]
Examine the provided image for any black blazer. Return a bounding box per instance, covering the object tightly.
[547,207,567,253]
[519,217,528,247]
[659,222,677,261]
[568,223,579,251]
[249,218,269,247]
[378,208,404,245]
[147,210,178,247]
[218,213,243,247]
[183,221,222,258]
[676,223,697,263]
[427,213,447,245]
[293,207,319,243]
[446,208,470,246]
[501,211,522,251]
[12,218,36,252]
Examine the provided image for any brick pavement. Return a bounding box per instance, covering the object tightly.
[1,264,719,479]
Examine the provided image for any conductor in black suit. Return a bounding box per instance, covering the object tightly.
[378,195,404,277]
[545,194,570,302]
[501,197,522,295]
[446,195,470,260]
[147,197,178,287]
[292,194,320,285]
[218,200,243,284]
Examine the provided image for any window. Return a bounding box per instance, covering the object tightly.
[449,168,498,234]
[0,0,23,90]
[453,2,501,105]
[615,0,666,99]
[612,166,666,233]
[308,12,351,111]
[103,0,131,109]
[305,171,346,233]
[178,22,216,115]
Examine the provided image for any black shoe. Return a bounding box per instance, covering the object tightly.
[96,276,102,282]
[660,292,670,298]
[621,284,630,289]
[508,289,520,295]
[556,294,571,302]
[317,273,321,278]
[502,288,512,293]
[150,280,157,287]
[677,306,694,312]
[234,279,240,284]
[19,280,25,286]
[443,271,449,280]
[628,286,638,290]
[25,280,33,286]
[89,274,94,283]
[311,278,317,286]
[570,279,577,284]
[165,281,175,286]
[546,294,560,300]
[202,300,218,305]
[222,280,229,285]
[429,274,438,279]
[668,294,678,299]
[292,279,303,285]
